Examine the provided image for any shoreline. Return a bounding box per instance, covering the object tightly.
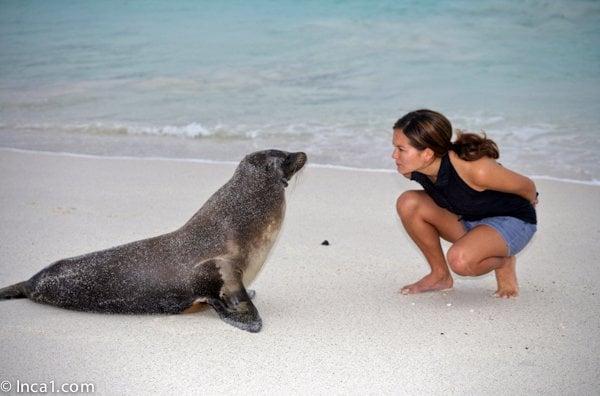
[2,146,599,187]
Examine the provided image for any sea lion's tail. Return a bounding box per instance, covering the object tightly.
[0,281,29,300]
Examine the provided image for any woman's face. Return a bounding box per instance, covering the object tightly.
[392,129,431,174]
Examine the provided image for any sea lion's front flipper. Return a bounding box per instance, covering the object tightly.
[206,288,262,333]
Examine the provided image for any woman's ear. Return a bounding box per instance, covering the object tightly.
[422,147,435,162]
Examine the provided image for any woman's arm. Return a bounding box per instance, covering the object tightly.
[469,158,538,204]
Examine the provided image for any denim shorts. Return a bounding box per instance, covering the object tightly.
[461,216,537,256]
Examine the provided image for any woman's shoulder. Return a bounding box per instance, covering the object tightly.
[448,150,496,192]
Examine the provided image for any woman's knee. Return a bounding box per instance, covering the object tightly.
[446,245,473,276]
[396,190,425,219]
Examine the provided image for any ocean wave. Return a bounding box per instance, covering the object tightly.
[5,121,374,140]
[2,119,599,184]
[9,122,251,139]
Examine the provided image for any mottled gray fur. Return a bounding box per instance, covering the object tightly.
[0,150,307,333]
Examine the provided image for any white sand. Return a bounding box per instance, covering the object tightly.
[1,148,599,394]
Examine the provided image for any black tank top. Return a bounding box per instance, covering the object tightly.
[410,153,537,224]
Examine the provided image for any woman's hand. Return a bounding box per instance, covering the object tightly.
[532,191,539,207]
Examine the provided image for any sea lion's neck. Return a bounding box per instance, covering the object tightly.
[181,173,285,232]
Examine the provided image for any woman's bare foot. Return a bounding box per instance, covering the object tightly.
[493,256,518,298]
[400,272,453,295]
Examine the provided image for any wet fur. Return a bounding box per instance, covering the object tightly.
[0,150,306,332]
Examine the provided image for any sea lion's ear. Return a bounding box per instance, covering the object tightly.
[265,156,282,173]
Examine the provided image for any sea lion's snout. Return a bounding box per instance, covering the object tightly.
[242,149,307,186]
[282,151,307,180]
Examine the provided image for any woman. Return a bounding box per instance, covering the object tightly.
[393,109,537,298]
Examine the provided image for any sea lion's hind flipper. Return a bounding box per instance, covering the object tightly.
[0,281,29,300]
[206,289,262,333]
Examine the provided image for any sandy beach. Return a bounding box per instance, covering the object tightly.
[1,148,599,394]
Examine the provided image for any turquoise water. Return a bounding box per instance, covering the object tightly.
[1,0,599,182]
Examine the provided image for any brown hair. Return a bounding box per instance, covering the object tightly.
[393,109,499,161]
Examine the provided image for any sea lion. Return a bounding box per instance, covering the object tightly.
[0,149,307,332]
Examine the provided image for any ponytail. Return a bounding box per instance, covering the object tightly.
[452,130,499,161]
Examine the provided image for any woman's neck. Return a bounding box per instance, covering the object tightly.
[420,156,443,182]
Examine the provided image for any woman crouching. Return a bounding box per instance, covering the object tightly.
[393,109,538,298]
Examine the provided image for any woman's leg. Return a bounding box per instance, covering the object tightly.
[446,225,518,298]
[396,190,467,294]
